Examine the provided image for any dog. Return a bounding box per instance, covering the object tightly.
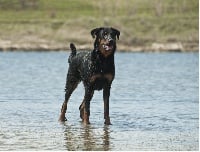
[59,27,120,125]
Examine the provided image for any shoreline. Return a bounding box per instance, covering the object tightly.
[0,42,198,52]
[0,0,198,53]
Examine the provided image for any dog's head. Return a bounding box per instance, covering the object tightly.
[91,27,120,57]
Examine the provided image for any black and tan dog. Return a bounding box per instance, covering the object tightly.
[59,27,120,125]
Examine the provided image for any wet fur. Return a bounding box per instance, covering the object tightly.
[59,27,120,125]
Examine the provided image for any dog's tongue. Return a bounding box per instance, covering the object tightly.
[104,44,112,51]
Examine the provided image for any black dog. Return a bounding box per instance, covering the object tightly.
[59,27,120,125]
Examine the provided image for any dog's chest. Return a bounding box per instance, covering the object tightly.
[89,61,114,90]
[81,53,115,90]
[90,73,113,83]
[90,73,113,90]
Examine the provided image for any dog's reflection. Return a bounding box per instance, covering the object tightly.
[64,123,110,151]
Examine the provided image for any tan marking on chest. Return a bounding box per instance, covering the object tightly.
[90,73,114,83]
[104,73,114,82]
[90,74,102,83]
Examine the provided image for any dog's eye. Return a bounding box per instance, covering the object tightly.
[103,32,108,36]
[104,33,108,39]
[111,33,116,39]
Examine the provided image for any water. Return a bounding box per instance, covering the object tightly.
[0,51,198,150]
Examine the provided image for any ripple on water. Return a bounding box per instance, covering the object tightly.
[0,52,198,150]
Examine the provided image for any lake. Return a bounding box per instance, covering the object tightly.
[0,51,198,150]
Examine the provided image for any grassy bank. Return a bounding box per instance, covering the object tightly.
[0,0,198,51]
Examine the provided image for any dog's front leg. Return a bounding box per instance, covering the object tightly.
[103,85,112,125]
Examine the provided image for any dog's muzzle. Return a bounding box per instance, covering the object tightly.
[103,35,115,51]
[102,40,114,51]
[103,44,113,51]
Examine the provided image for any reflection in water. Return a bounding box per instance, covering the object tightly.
[64,123,111,151]
[103,126,110,150]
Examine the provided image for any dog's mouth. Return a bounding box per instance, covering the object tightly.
[102,40,115,51]
[102,44,113,51]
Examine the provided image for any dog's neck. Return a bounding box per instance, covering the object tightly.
[91,49,115,68]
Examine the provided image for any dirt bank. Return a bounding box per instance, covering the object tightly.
[0,39,198,52]
[0,0,198,52]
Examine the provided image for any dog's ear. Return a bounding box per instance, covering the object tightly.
[91,27,103,38]
[111,28,120,40]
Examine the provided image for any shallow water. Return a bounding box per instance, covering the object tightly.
[0,51,198,150]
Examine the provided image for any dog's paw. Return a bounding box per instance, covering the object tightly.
[104,117,112,125]
[59,114,67,122]
[83,120,90,125]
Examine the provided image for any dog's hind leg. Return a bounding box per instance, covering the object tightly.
[59,73,79,122]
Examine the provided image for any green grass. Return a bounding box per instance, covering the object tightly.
[0,0,198,50]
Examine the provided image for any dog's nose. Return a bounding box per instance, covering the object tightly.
[109,39,114,46]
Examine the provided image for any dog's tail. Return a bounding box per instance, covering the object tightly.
[68,43,76,63]
[70,43,76,56]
